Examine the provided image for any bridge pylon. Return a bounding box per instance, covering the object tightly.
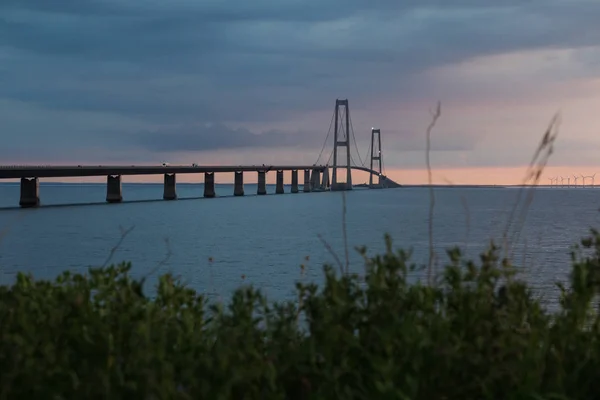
[369,128,383,188]
[331,99,352,191]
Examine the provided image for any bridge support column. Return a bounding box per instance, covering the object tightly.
[331,99,353,191]
[204,172,215,198]
[163,173,177,200]
[276,170,284,194]
[303,169,311,192]
[310,169,321,191]
[257,171,267,195]
[369,128,383,188]
[19,177,40,208]
[106,175,123,203]
[234,171,244,196]
[291,170,299,193]
[321,167,330,190]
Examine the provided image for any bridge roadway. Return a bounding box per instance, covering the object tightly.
[0,164,399,208]
[0,165,326,179]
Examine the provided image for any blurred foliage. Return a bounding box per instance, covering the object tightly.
[2,230,600,399]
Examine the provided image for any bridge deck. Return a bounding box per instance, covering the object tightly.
[0,165,326,179]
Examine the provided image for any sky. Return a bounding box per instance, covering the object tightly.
[2,0,600,184]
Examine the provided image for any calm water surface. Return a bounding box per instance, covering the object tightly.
[1,182,599,306]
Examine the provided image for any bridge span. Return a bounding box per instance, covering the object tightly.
[0,165,326,179]
[1,98,401,207]
[0,164,399,208]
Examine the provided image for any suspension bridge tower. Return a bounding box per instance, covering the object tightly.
[369,128,383,188]
[331,99,353,191]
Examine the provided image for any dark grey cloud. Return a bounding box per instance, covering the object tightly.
[130,123,318,152]
[1,0,600,165]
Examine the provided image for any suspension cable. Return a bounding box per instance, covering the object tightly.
[326,148,334,166]
[348,110,368,167]
[380,140,387,176]
[315,107,336,165]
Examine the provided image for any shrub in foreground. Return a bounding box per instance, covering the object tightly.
[2,232,600,399]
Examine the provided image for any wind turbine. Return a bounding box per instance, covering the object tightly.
[589,173,596,187]
[559,176,565,187]
[572,174,579,187]
[581,174,586,188]
[548,177,553,187]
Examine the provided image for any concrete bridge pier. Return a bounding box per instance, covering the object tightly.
[204,172,216,198]
[310,169,321,191]
[291,170,299,193]
[163,173,177,200]
[303,169,311,192]
[257,171,267,195]
[321,167,330,190]
[276,170,284,194]
[106,175,123,203]
[19,177,40,208]
[234,171,244,196]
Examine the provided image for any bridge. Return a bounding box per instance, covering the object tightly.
[0,99,400,207]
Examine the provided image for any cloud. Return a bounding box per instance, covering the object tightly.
[130,123,319,152]
[2,0,600,171]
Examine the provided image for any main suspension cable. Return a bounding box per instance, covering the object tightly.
[315,107,336,165]
[348,111,368,167]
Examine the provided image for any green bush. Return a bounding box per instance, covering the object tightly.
[2,231,600,399]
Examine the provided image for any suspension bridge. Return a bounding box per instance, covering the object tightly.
[0,99,400,208]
